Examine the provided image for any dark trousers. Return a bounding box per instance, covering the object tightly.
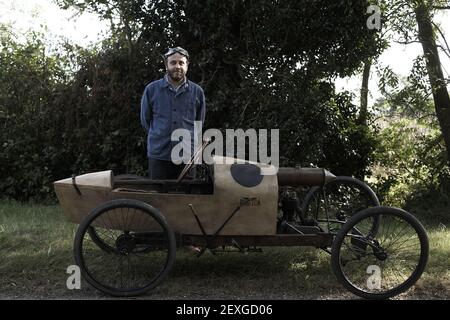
[148,158,184,180]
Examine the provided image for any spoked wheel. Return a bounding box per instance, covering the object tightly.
[87,226,157,254]
[300,176,380,234]
[74,199,176,297]
[87,227,115,253]
[331,206,429,299]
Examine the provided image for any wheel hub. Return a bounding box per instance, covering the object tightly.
[371,239,388,261]
[115,234,135,255]
[374,250,388,261]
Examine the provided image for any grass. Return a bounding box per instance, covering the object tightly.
[0,199,449,300]
[0,200,77,298]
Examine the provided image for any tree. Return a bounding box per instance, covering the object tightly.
[414,1,450,163]
[0,24,71,200]
[358,58,372,126]
[56,0,383,174]
[2,1,388,201]
[367,1,450,206]
[376,0,450,163]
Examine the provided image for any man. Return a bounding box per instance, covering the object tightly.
[140,47,206,179]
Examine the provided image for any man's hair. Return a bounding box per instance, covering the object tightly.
[163,47,190,62]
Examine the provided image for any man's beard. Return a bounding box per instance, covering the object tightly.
[168,70,185,82]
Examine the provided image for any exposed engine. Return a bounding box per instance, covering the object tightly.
[276,167,336,234]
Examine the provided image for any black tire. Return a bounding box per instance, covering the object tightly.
[74,199,176,297]
[300,176,380,234]
[331,206,429,299]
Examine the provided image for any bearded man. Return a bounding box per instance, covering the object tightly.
[140,47,206,179]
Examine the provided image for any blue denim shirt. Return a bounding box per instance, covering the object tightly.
[140,76,206,160]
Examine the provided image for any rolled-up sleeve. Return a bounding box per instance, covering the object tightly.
[140,85,153,132]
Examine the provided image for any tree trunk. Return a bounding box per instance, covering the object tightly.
[415,3,450,163]
[358,58,372,126]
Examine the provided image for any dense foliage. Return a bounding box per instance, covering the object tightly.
[2,1,385,201]
[372,59,449,211]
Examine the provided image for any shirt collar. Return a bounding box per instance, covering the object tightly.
[163,74,189,91]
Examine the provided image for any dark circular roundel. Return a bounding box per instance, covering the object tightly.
[230,163,263,188]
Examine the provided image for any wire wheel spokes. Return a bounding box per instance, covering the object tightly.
[87,226,116,253]
[301,176,380,234]
[74,199,176,297]
[331,207,429,299]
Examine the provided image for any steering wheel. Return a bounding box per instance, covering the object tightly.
[176,139,210,183]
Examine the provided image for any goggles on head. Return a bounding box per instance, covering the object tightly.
[163,47,189,60]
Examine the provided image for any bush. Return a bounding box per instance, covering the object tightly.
[371,115,449,209]
[1,0,382,203]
